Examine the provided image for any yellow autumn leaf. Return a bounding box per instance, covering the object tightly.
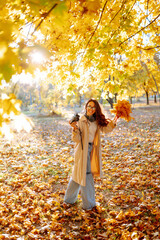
[0,0,6,7]
[86,0,101,13]
[0,42,7,59]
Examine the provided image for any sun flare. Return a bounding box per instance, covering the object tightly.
[31,51,44,64]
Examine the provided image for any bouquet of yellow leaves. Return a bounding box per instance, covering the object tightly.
[110,99,134,122]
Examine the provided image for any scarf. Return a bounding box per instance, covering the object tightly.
[85,113,96,122]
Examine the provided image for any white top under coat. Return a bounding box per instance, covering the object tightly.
[88,121,97,143]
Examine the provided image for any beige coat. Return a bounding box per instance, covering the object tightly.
[71,115,116,186]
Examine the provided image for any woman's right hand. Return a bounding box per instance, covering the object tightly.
[69,121,78,130]
[113,113,121,122]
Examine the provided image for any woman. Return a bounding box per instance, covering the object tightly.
[64,99,120,210]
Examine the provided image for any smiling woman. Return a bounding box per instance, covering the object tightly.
[64,99,120,210]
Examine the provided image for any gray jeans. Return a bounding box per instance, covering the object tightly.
[64,143,96,210]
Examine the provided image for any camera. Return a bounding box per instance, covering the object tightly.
[70,113,80,124]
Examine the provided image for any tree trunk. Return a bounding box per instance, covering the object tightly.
[145,91,149,105]
[129,96,132,104]
[79,95,82,107]
[140,59,160,103]
[114,93,118,103]
[106,97,113,108]
[99,97,103,104]
[151,73,160,103]
[38,86,42,112]
[30,91,32,105]
[154,94,157,103]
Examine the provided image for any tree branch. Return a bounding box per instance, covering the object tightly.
[75,0,109,69]
[27,22,33,40]
[106,0,137,46]
[109,0,126,24]
[119,13,160,46]
[31,3,58,36]
[141,60,160,99]
[137,45,160,50]
[147,0,150,13]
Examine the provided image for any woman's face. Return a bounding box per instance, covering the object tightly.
[86,101,96,116]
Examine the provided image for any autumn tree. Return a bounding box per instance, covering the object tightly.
[0,0,160,135]
[1,0,160,84]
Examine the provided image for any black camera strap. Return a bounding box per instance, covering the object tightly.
[78,127,83,150]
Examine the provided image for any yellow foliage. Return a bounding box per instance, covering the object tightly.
[0,21,13,42]
[0,42,8,59]
[86,0,101,14]
[0,0,6,7]
[0,93,22,137]
[0,0,160,99]
[0,93,21,114]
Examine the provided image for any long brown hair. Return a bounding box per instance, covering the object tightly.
[85,99,110,127]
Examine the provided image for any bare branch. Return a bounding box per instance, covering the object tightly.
[31,3,58,36]
[119,13,160,46]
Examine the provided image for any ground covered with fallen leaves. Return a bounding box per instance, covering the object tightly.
[0,106,160,240]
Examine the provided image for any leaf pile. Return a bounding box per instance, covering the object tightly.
[0,107,160,239]
[110,99,134,122]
